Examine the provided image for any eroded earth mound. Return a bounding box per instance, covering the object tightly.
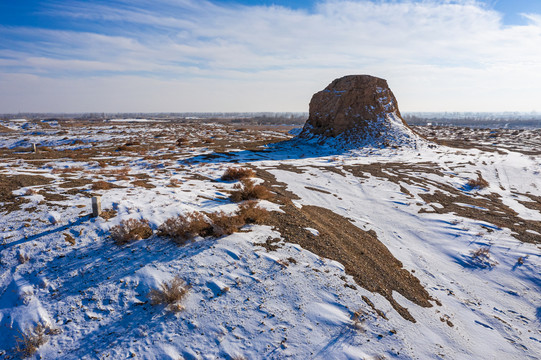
[300,75,419,148]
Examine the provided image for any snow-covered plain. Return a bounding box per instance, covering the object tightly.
[0,119,540,359]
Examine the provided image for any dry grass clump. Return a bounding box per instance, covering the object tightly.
[230,179,273,202]
[100,208,118,221]
[92,180,114,190]
[169,178,183,187]
[14,323,59,358]
[111,218,153,245]
[351,309,368,332]
[471,247,490,259]
[176,137,189,147]
[158,212,213,245]
[24,188,39,196]
[132,179,155,189]
[51,166,85,174]
[64,233,76,246]
[99,166,130,180]
[467,174,489,190]
[238,200,269,224]
[115,142,139,152]
[159,202,269,243]
[148,276,189,312]
[471,246,498,268]
[221,167,255,181]
[18,252,30,264]
[207,211,245,237]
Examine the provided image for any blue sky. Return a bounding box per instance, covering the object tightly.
[1,0,540,113]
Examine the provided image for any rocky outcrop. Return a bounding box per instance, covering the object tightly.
[299,75,419,148]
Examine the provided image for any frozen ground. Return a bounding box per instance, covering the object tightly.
[0,119,540,359]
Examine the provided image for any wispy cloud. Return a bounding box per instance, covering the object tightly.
[1,0,540,112]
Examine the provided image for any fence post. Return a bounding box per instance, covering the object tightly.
[92,196,102,218]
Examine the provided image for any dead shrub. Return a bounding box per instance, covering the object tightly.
[64,233,76,246]
[238,200,268,224]
[176,137,189,147]
[169,178,182,187]
[471,246,498,268]
[115,142,139,151]
[230,179,272,202]
[100,209,117,221]
[14,323,58,358]
[148,276,189,312]
[159,203,269,243]
[467,174,489,190]
[24,188,39,196]
[110,218,153,245]
[471,247,490,259]
[351,309,368,332]
[517,255,528,265]
[18,252,30,264]
[221,167,255,181]
[158,212,212,245]
[92,180,114,190]
[52,166,84,174]
[132,179,155,189]
[207,211,244,237]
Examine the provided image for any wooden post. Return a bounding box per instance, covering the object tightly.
[92,196,102,218]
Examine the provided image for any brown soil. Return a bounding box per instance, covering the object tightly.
[344,163,541,244]
[255,168,434,322]
[518,194,541,213]
[0,174,53,212]
[412,126,541,156]
[58,178,93,189]
[131,180,156,189]
[419,191,541,244]
[0,125,15,133]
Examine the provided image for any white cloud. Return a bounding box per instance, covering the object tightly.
[1,0,540,112]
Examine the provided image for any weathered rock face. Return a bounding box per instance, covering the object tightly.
[300,75,418,148]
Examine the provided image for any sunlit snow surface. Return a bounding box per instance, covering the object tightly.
[0,120,540,359]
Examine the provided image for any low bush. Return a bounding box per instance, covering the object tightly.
[471,247,490,259]
[467,174,489,190]
[471,246,498,268]
[148,276,189,312]
[207,211,244,237]
[221,167,255,181]
[14,323,58,358]
[64,233,76,246]
[158,212,212,245]
[51,166,85,174]
[111,218,153,245]
[100,209,117,221]
[169,178,182,187]
[24,188,39,196]
[159,202,269,243]
[92,180,114,190]
[351,309,368,332]
[230,179,272,202]
[18,252,30,264]
[176,137,189,147]
[238,200,269,224]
